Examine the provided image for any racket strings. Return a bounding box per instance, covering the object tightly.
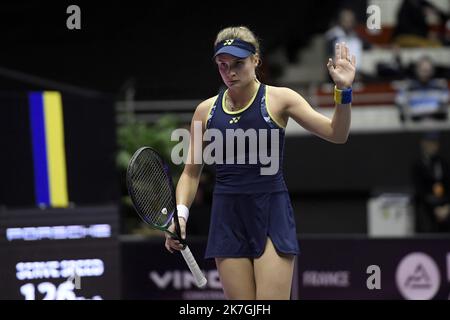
[133,158,171,225]
[129,149,175,227]
[133,156,164,221]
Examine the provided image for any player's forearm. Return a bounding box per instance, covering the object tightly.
[176,169,201,208]
[326,41,355,143]
[330,102,351,143]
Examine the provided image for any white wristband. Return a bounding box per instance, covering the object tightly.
[176,204,189,222]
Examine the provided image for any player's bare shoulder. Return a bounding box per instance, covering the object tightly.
[193,95,218,128]
[196,95,217,114]
[266,85,299,106]
[264,85,299,126]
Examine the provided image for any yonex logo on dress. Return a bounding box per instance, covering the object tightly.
[229,117,240,124]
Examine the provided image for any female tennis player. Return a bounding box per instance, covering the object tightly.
[165,26,355,299]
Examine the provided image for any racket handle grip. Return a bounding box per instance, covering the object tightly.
[181,245,207,288]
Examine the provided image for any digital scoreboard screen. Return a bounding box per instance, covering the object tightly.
[0,206,120,300]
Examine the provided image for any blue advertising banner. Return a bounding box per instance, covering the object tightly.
[121,236,450,300]
[296,236,450,300]
[121,236,226,300]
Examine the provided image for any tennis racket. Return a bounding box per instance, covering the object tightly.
[126,146,207,288]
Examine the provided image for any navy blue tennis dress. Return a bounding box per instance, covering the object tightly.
[204,83,299,259]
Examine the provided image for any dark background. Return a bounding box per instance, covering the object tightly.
[0,1,358,99]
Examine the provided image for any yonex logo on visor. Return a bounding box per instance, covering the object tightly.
[214,38,256,58]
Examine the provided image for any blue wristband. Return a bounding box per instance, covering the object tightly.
[334,86,352,104]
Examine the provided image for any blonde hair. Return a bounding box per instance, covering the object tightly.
[214,26,260,56]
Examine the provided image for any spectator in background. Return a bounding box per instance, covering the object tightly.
[412,131,450,233]
[392,0,448,47]
[325,8,371,80]
[395,55,449,122]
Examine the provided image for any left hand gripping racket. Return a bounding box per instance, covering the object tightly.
[126,146,207,288]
